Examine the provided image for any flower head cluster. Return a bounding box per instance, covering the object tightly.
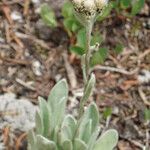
[71,0,108,21]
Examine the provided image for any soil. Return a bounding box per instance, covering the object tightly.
[0,0,150,149]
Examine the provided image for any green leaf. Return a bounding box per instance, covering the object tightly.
[98,3,113,21]
[60,124,72,143]
[63,18,75,31]
[62,140,73,150]
[48,79,68,127]
[36,135,57,150]
[120,0,131,9]
[62,115,77,138]
[35,111,44,135]
[93,129,118,150]
[72,22,80,32]
[28,130,36,146]
[53,126,59,144]
[114,43,124,54]
[62,2,74,18]
[39,97,51,137]
[40,4,57,28]
[74,139,87,150]
[60,115,77,144]
[28,130,36,150]
[48,79,68,108]
[82,103,99,133]
[131,0,145,16]
[76,28,86,49]
[103,107,112,119]
[91,33,103,46]
[87,127,100,150]
[78,103,99,142]
[81,120,92,143]
[90,47,108,67]
[144,109,150,121]
[63,18,80,34]
[81,73,96,105]
[70,46,85,55]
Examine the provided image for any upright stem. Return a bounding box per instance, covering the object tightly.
[78,22,93,118]
[85,22,93,81]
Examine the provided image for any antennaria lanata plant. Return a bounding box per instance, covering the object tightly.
[28,0,118,149]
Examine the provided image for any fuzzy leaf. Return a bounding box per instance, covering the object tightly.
[61,115,77,142]
[78,103,99,142]
[35,111,44,135]
[39,97,51,137]
[81,73,96,104]
[87,127,100,150]
[81,120,92,143]
[62,140,73,150]
[27,130,36,150]
[53,126,59,144]
[48,79,68,127]
[74,139,87,150]
[84,103,99,132]
[48,79,68,110]
[36,135,57,150]
[93,129,118,150]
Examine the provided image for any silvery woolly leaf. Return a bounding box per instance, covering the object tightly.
[87,127,100,150]
[48,79,68,127]
[62,140,73,150]
[78,102,99,140]
[54,97,68,127]
[35,111,44,135]
[74,138,87,150]
[27,130,36,150]
[48,79,68,109]
[81,120,92,143]
[60,124,72,143]
[39,97,51,137]
[53,126,59,144]
[61,115,77,142]
[81,73,96,105]
[93,129,118,150]
[36,135,57,150]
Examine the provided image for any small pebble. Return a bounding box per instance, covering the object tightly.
[11,11,22,22]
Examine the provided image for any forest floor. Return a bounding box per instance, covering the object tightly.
[0,0,150,150]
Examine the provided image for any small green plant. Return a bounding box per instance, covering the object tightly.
[113,0,145,17]
[28,80,118,150]
[40,4,57,28]
[28,0,118,149]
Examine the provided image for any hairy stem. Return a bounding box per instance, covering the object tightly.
[79,22,93,118]
[85,22,93,81]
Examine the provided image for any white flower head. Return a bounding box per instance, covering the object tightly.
[94,0,108,12]
[71,0,108,25]
[72,0,84,7]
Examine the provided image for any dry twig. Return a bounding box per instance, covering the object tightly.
[138,87,150,106]
[93,65,138,75]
